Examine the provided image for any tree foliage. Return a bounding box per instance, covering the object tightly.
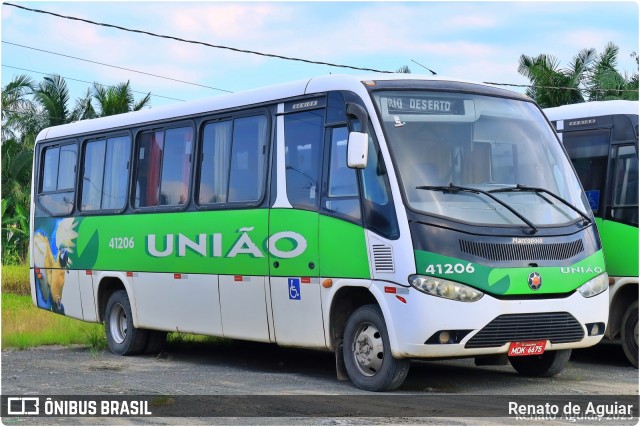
[1,74,152,264]
[518,42,638,108]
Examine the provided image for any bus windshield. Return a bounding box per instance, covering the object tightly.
[373,91,589,227]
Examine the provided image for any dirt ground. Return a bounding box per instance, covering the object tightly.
[1,340,638,425]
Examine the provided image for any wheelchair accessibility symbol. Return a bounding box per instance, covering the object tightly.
[288,278,301,300]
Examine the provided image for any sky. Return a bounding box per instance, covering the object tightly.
[1,1,638,109]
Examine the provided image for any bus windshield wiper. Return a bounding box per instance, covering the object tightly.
[487,184,592,225]
[416,183,539,234]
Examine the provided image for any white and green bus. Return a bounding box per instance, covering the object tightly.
[545,101,638,367]
[30,74,610,391]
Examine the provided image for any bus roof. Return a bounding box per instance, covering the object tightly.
[544,100,639,122]
[35,74,518,143]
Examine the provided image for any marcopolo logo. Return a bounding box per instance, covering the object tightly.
[513,237,543,244]
[146,227,307,259]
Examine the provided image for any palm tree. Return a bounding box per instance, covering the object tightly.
[1,75,40,263]
[92,81,151,117]
[71,88,98,121]
[1,74,152,263]
[519,43,639,107]
[587,42,639,101]
[1,74,40,144]
[1,138,33,264]
[518,49,596,108]
[32,74,74,127]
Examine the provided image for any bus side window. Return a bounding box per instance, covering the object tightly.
[610,145,639,226]
[38,143,77,216]
[228,116,268,203]
[198,121,232,204]
[135,127,193,208]
[324,126,361,222]
[284,110,324,210]
[81,136,131,212]
[198,115,268,206]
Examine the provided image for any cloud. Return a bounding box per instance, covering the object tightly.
[562,29,627,51]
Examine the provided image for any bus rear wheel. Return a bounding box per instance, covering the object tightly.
[105,290,148,355]
[509,349,571,377]
[621,301,638,368]
[343,304,410,391]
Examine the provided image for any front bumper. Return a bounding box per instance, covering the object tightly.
[372,282,609,359]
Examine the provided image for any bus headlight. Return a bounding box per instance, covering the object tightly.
[409,275,484,302]
[577,273,609,298]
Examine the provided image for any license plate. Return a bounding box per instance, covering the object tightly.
[508,340,546,357]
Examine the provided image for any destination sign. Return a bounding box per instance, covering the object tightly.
[385,96,465,115]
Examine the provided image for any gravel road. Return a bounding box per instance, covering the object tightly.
[1,340,638,425]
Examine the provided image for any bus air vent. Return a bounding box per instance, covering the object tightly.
[372,244,395,273]
[459,239,584,261]
[465,312,584,348]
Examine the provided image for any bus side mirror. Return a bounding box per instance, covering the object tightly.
[347,131,369,169]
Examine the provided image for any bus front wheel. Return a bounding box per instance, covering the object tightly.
[105,290,148,355]
[509,349,571,377]
[621,301,638,368]
[343,305,410,391]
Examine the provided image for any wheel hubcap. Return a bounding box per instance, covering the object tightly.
[109,303,127,344]
[352,322,384,377]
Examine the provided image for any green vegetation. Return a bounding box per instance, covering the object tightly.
[1,293,105,349]
[166,332,227,349]
[0,265,222,350]
[1,264,30,295]
[1,74,152,265]
[518,42,639,108]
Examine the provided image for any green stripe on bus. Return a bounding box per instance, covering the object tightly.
[414,250,606,295]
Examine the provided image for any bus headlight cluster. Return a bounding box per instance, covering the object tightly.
[409,275,484,302]
[577,273,609,298]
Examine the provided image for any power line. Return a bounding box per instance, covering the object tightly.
[2,65,186,102]
[4,2,393,74]
[2,41,233,93]
[485,81,639,94]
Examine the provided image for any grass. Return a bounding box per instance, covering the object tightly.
[1,293,106,350]
[1,263,225,350]
[1,264,30,295]
[166,331,227,349]
[1,292,223,351]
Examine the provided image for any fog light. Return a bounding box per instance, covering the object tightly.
[585,322,605,336]
[425,329,474,345]
[439,331,451,344]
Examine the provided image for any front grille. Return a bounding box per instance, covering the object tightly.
[459,239,584,261]
[465,312,584,348]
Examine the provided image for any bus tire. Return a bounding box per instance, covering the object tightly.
[104,290,148,355]
[144,330,168,355]
[621,301,639,368]
[343,304,410,391]
[509,349,571,377]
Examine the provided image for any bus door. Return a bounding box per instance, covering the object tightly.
[561,128,610,215]
[562,127,639,277]
[268,102,325,347]
[602,144,639,276]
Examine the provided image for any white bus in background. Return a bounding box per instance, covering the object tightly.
[545,101,638,367]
